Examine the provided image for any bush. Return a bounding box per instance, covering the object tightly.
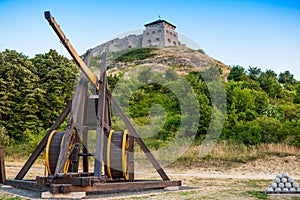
[0,127,11,147]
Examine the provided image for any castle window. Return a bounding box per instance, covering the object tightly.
[146,32,150,35]
[156,38,159,41]
[128,45,132,48]
[148,40,151,43]
[166,30,169,33]
[173,33,176,37]
[158,30,162,33]
[170,32,172,36]
[168,38,171,43]
[152,31,155,34]
[173,41,177,46]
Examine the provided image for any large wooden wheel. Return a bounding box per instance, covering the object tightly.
[106,130,129,180]
[45,130,75,175]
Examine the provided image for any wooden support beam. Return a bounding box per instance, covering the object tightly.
[80,50,92,173]
[0,147,6,184]
[94,53,107,177]
[15,100,72,180]
[49,180,181,194]
[82,126,89,173]
[108,93,170,181]
[128,135,134,182]
[6,180,47,192]
[53,49,92,175]
[55,117,75,174]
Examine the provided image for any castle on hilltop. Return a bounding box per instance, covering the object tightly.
[91,19,182,56]
[142,19,179,47]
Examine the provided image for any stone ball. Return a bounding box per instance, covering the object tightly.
[288,177,294,183]
[276,174,282,178]
[271,182,277,189]
[279,183,285,188]
[275,188,281,192]
[292,182,299,188]
[285,182,292,188]
[282,188,289,192]
[282,178,288,183]
[283,172,289,178]
[274,178,281,183]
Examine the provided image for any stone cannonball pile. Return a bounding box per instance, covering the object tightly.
[266,172,300,193]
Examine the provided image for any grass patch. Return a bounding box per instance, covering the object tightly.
[113,47,157,62]
[0,193,23,200]
[247,191,269,199]
[178,191,197,196]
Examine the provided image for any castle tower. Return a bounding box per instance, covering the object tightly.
[142,19,179,47]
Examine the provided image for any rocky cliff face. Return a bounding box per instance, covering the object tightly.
[89,46,230,79]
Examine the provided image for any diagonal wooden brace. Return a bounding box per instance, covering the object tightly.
[55,117,75,174]
[107,92,170,181]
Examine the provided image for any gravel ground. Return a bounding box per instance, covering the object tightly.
[0,185,40,199]
[0,156,299,199]
[0,184,199,199]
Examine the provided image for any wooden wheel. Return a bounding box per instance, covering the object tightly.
[45,131,75,175]
[106,130,129,180]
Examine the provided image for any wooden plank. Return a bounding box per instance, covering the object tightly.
[55,117,75,174]
[0,147,6,184]
[94,53,107,177]
[50,180,181,194]
[82,126,89,173]
[6,180,46,192]
[69,133,80,172]
[37,176,94,186]
[128,135,134,182]
[81,50,92,173]
[108,93,170,181]
[15,100,72,180]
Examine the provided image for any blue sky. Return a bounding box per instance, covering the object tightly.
[0,0,300,79]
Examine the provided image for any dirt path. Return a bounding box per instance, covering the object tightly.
[0,156,299,199]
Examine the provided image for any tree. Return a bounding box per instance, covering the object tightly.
[295,82,300,104]
[0,50,41,139]
[228,65,247,82]
[278,70,296,85]
[247,66,261,81]
[258,69,282,98]
[0,49,78,141]
[31,50,78,128]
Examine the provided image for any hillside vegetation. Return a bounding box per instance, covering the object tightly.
[106,47,300,148]
[0,49,78,149]
[0,48,300,157]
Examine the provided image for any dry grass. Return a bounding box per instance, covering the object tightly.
[175,142,300,167]
[1,142,300,199]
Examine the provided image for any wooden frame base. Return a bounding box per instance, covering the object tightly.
[6,179,181,194]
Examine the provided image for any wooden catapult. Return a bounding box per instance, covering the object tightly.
[4,11,181,195]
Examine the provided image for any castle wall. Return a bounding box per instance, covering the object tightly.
[142,28,166,47]
[91,20,180,56]
[163,28,179,46]
[91,34,143,57]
